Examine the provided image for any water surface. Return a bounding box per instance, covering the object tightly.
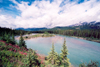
[22,35,100,67]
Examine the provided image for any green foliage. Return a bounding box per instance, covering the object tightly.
[4,33,11,44]
[87,61,99,67]
[47,44,60,66]
[0,42,5,46]
[60,38,69,67]
[0,50,22,67]
[54,54,62,66]
[45,57,47,60]
[11,34,16,44]
[25,36,28,38]
[19,34,27,48]
[79,61,99,67]
[40,64,45,67]
[22,49,40,67]
[0,33,5,40]
[3,62,15,67]
[44,31,49,34]
[0,32,18,45]
[40,29,100,42]
[0,42,25,67]
[79,63,86,67]
[47,39,70,66]
[0,27,31,36]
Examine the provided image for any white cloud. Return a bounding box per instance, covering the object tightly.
[0,15,15,28]
[0,0,100,28]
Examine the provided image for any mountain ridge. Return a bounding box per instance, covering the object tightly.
[15,21,100,31]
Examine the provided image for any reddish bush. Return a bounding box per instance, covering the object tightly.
[9,48,12,51]
[14,50,16,52]
[9,44,12,46]
[0,40,6,43]
[19,51,27,55]
[6,44,8,45]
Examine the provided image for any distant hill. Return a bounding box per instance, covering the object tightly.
[45,21,100,31]
[15,21,100,31]
[16,27,47,31]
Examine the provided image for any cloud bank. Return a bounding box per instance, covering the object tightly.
[0,0,100,28]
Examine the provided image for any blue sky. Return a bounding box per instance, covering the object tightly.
[0,0,100,28]
[0,0,85,16]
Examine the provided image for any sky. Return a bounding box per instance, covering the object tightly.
[0,0,100,29]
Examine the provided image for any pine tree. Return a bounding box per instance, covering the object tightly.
[60,38,69,67]
[19,34,26,48]
[47,43,58,65]
[11,34,16,44]
[55,54,62,66]
[12,34,15,42]
[0,32,5,40]
[5,33,11,44]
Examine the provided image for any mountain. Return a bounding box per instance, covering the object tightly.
[16,27,47,31]
[70,21,100,30]
[16,28,25,30]
[15,21,100,31]
[51,21,100,30]
[70,21,96,26]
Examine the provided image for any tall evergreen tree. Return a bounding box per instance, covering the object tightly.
[60,38,69,67]
[19,34,26,48]
[11,34,16,44]
[47,43,58,65]
[0,32,5,40]
[55,54,62,66]
[5,33,11,44]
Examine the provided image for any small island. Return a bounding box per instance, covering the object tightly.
[16,32,55,40]
[23,34,55,40]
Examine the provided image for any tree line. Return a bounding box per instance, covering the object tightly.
[29,29,100,39]
[0,27,31,36]
[0,32,27,48]
[52,30,100,39]
[37,29,100,39]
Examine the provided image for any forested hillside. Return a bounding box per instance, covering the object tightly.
[0,27,31,36]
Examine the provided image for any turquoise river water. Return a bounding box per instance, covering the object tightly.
[18,35,100,67]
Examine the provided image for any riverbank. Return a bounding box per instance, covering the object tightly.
[16,33,100,43]
[72,36,100,43]
[16,33,55,40]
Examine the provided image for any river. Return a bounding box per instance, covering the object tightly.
[18,35,100,67]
